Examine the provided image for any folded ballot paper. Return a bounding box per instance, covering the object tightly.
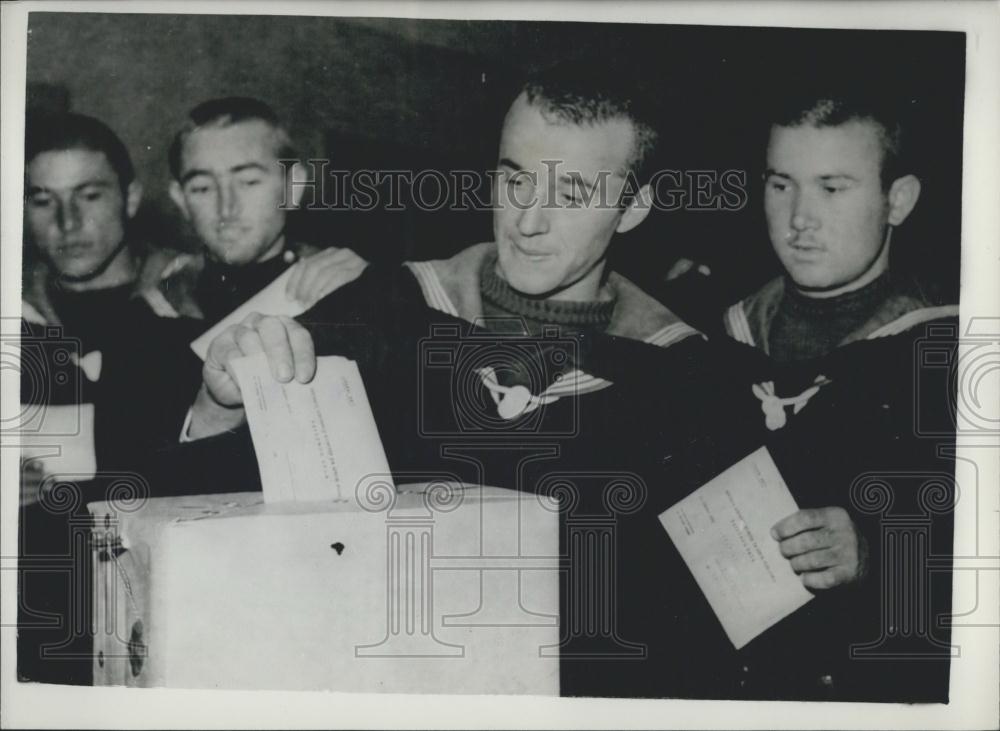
[230,352,393,503]
[190,268,305,360]
[659,447,814,649]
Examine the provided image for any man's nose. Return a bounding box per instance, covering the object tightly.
[790,191,819,231]
[218,181,240,221]
[516,196,550,236]
[56,199,82,234]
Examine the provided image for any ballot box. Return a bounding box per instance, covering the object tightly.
[90,484,560,693]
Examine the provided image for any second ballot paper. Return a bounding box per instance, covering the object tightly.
[659,447,814,649]
[230,352,393,503]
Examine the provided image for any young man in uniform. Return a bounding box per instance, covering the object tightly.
[19,113,203,684]
[18,103,367,685]
[153,65,724,698]
[164,96,368,323]
[716,90,958,701]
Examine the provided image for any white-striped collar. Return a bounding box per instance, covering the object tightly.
[405,258,699,404]
[725,299,959,348]
[406,258,699,348]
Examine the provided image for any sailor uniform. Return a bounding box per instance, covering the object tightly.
[147,242,735,698]
[709,273,959,702]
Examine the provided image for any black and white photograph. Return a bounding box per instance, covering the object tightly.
[1,1,997,728]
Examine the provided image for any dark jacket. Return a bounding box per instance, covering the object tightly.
[147,249,957,702]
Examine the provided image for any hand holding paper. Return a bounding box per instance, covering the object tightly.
[204,313,316,406]
[773,506,868,590]
[230,352,392,504]
[191,268,308,360]
[659,447,814,649]
[191,249,368,360]
[187,312,318,440]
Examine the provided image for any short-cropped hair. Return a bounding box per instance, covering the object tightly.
[168,96,296,180]
[768,87,912,189]
[25,112,135,191]
[520,62,662,187]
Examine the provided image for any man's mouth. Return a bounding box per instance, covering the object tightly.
[511,241,552,260]
[218,226,249,241]
[56,241,92,257]
[788,239,823,254]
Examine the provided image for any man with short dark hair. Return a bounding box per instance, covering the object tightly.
[715,89,958,702]
[185,70,696,434]
[729,91,942,360]
[21,111,204,488]
[23,112,184,328]
[162,96,368,323]
[19,112,205,686]
[153,65,715,698]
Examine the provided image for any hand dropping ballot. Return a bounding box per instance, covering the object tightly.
[230,353,392,503]
[659,447,813,649]
[191,268,305,360]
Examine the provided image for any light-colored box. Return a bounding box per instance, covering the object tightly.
[90,484,560,693]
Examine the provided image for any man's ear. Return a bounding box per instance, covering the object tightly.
[616,184,653,235]
[169,180,190,220]
[887,174,921,226]
[125,180,144,219]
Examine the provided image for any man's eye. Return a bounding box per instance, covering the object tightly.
[766,179,788,192]
[28,195,53,207]
[187,185,211,195]
[239,178,263,187]
[560,192,583,205]
[823,185,847,194]
[80,190,105,202]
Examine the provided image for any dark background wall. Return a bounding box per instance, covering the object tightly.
[25,13,965,303]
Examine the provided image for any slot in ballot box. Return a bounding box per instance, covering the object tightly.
[90,483,560,693]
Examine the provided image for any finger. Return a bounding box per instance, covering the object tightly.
[233,323,267,357]
[242,311,264,328]
[205,326,245,374]
[201,327,251,406]
[295,250,363,303]
[217,324,267,388]
[281,316,317,383]
[206,313,263,364]
[772,508,825,540]
[778,528,832,558]
[820,505,851,528]
[294,259,329,302]
[255,317,296,381]
[313,246,360,267]
[801,566,852,591]
[302,268,358,307]
[285,260,306,300]
[789,548,839,573]
[303,266,368,308]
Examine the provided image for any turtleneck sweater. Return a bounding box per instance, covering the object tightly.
[478,254,616,389]
[479,255,615,336]
[48,280,140,351]
[768,273,892,364]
